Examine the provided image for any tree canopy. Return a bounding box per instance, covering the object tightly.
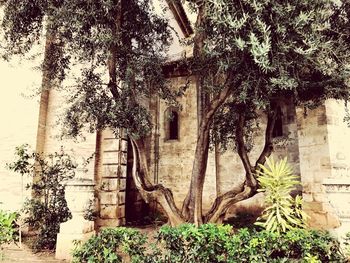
[193,0,350,149]
[1,0,177,137]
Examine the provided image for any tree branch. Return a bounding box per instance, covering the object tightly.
[255,106,277,169]
[236,111,257,189]
[204,184,252,223]
[205,104,276,223]
[130,137,184,226]
[182,75,242,222]
[107,0,122,100]
[203,77,242,126]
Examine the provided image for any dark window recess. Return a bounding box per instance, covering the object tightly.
[169,111,179,140]
[273,106,283,137]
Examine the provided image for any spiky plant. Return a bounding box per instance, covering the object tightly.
[255,157,308,233]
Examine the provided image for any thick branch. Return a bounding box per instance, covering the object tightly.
[204,181,245,222]
[130,138,184,226]
[182,76,242,222]
[223,192,266,221]
[132,138,152,187]
[181,123,210,224]
[107,0,122,99]
[204,76,242,127]
[205,184,252,223]
[255,107,277,168]
[205,105,277,223]
[236,112,257,189]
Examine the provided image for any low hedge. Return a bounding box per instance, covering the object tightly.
[72,224,348,263]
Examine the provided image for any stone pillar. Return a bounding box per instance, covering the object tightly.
[55,174,95,260]
[322,99,350,238]
[296,104,340,229]
[96,128,128,228]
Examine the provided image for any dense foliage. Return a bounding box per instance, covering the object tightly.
[72,224,347,263]
[7,145,76,250]
[1,0,177,138]
[202,0,350,147]
[72,227,147,263]
[183,0,350,224]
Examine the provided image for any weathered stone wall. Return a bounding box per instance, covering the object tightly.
[149,76,200,207]
[150,79,301,212]
[323,100,350,236]
[296,104,340,229]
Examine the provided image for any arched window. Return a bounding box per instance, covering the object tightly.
[273,106,283,138]
[165,107,179,141]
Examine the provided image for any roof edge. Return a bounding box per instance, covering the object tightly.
[165,0,194,38]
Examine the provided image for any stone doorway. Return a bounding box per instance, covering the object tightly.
[125,139,149,225]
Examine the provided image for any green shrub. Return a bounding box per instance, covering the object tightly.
[7,144,76,250]
[155,225,345,262]
[157,223,232,262]
[73,224,345,263]
[225,228,346,263]
[0,210,18,247]
[72,227,147,263]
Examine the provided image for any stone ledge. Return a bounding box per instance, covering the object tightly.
[323,179,350,193]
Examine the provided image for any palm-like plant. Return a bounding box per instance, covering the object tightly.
[255,157,308,233]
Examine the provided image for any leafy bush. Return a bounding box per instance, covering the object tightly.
[7,144,76,250]
[256,157,308,233]
[157,223,232,262]
[225,228,345,263]
[72,227,147,263]
[0,210,18,247]
[72,224,346,263]
[156,225,345,263]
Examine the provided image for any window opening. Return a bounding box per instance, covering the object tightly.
[169,110,179,140]
[273,106,283,138]
[164,107,179,141]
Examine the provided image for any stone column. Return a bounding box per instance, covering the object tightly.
[96,128,128,228]
[322,99,350,238]
[55,172,95,260]
[296,104,340,230]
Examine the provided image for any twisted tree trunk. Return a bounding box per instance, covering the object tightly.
[126,102,277,226]
[130,138,185,226]
[105,1,278,226]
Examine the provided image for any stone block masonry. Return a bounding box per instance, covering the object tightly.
[96,128,128,229]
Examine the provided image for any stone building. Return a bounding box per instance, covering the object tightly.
[1,0,350,259]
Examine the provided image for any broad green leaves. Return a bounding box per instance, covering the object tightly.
[0,210,18,248]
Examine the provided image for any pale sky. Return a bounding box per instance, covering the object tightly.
[0,58,41,140]
[0,55,42,211]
